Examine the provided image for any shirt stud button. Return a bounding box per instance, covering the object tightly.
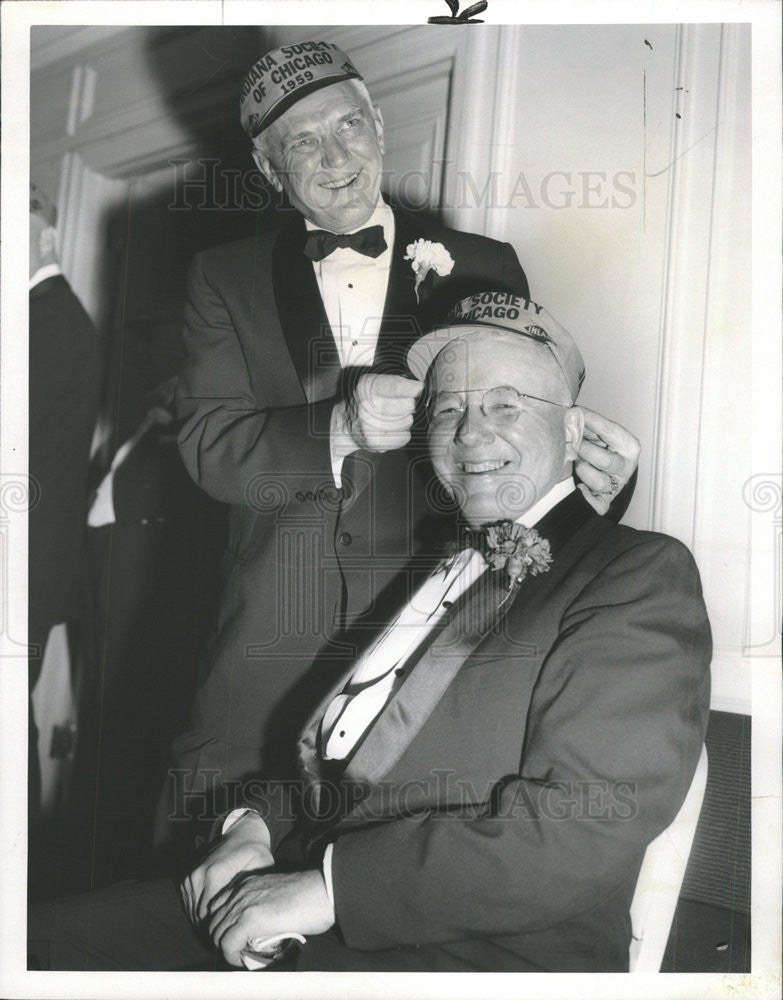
[394,668,405,677]
[339,730,345,738]
[442,600,453,608]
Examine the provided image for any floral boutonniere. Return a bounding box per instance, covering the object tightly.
[484,521,553,591]
[404,239,454,303]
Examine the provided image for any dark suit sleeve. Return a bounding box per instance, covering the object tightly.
[499,241,529,299]
[605,468,637,521]
[176,252,335,506]
[29,278,101,630]
[329,536,711,949]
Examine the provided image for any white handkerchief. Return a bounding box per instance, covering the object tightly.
[240,931,306,970]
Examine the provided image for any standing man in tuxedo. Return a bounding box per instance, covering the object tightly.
[29,293,709,972]
[166,39,641,828]
[28,183,101,824]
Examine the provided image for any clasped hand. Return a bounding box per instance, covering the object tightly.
[179,811,333,967]
[180,810,273,926]
[206,869,334,968]
[345,373,424,452]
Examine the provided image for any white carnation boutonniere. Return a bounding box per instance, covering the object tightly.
[404,239,454,303]
[484,522,553,598]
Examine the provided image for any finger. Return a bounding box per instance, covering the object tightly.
[577,482,611,515]
[580,407,641,456]
[577,439,627,475]
[357,402,413,426]
[204,876,242,918]
[208,892,244,944]
[186,870,206,923]
[581,426,608,446]
[357,411,415,434]
[195,873,219,923]
[358,396,417,418]
[360,374,424,400]
[574,458,613,495]
[180,880,194,925]
[219,917,253,969]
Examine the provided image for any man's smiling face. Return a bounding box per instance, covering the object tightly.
[427,334,582,528]
[253,80,385,233]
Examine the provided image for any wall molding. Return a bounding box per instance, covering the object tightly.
[441,26,501,233]
[649,24,759,715]
[31,24,130,73]
[650,24,723,546]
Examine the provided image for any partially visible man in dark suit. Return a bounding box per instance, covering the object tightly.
[28,182,100,823]
[164,39,641,828]
[64,368,226,890]
[28,292,709,972]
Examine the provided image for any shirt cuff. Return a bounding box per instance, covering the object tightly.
[322,842,335,910]
[330,401,358,487]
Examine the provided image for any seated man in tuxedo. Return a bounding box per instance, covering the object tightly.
[29,292,711,972]
[165,36,642,827]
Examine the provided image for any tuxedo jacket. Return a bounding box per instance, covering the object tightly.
[172,203,530,787]
[29,275,100,640]
[256,491,712,972]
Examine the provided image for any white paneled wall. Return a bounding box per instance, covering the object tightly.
[440,24,758,714]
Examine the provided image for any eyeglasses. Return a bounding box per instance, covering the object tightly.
[426,385,565,427]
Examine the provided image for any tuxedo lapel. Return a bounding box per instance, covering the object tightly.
[532,488,598,557]
[372,207,422,374]
[272,216,341,403]
[341,567,515,787]
[296,557,516,793]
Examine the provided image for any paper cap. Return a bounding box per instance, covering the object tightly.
[407,292,586,403]
[240,40,363,140]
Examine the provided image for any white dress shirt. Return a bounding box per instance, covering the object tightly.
[305,199,394,369]
[305,200,394,487]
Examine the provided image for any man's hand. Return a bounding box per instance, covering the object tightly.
[207,870,335,968]
[575,407,641,515]
[180,811,274,926]
[345,373,424,453]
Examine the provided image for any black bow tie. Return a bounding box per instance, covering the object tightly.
[303,224,387,262]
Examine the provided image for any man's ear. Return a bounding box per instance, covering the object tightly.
[252,147,284,193]
[372,104,385,155]
[563,406,585,462]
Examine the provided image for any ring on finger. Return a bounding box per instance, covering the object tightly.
[608,474,620,495]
